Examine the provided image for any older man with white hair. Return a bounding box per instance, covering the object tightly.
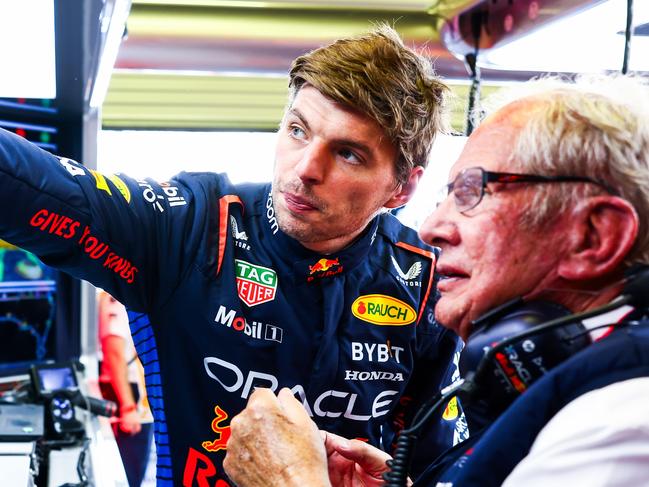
[223,74,649,487]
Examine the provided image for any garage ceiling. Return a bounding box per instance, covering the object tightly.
[102,0,597,131]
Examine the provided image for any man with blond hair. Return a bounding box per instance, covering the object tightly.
[0,26,461,485]
[223,74,649,487]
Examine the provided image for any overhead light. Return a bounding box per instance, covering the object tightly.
[480,0,649,73]
[0,0,56,99]
[89,0,132,108]
[131,0,430,11]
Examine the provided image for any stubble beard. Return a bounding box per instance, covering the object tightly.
[275,203,331,243]
[271,180,384,248]
[272,181,331,243]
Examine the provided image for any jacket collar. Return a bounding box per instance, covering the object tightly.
[259,185,380,284]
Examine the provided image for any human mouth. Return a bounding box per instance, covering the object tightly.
[283,192,320,213]
[435,265,469,291]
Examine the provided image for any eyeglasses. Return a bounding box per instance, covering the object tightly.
[440,166,618,213]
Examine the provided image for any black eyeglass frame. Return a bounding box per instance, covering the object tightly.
[445,166,619,213]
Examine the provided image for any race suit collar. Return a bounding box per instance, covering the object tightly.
[261,186,380,283]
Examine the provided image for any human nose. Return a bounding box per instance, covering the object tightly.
[418,199,460,248]
[295,140,327,184]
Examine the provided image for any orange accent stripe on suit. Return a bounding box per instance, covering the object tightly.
[217,195,243,276]
[395,241,437,325]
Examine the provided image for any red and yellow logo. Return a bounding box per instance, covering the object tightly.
[351,294,416,326]
[309,258,340,274]
[442,396,459,421]
[307,258,343,282]
[201,405,231,452]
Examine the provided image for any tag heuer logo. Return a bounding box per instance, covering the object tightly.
[235,259,278,306]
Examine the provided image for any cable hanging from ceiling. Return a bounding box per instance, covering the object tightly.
[622,0,634,74]
[464,8,484,136]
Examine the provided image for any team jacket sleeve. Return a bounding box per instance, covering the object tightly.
[0,128,206,311]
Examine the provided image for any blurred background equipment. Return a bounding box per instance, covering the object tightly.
[0,2,132,486]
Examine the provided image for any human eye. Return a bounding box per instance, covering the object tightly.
[338,148,362,164]
[288,124,306,140]
[453,173,482,209]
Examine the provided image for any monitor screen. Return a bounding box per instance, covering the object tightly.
[35,364,78,395]
[0,240,58,374]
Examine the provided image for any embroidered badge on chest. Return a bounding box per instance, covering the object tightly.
[234,259,278,306]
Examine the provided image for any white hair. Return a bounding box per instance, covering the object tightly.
[481,74,649,266]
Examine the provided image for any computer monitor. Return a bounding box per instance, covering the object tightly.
[30,362,79,399]
[0,242,60,375]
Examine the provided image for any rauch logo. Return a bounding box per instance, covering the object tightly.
[351,294,416,326]
[235,259,278,307]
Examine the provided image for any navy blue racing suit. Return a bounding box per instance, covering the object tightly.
[0,129,463,485]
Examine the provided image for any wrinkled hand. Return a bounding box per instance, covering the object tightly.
[322,430,395,487]
[118,410,142,435]
[224,388,331,487]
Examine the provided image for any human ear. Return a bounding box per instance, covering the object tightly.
[384,166,424,209]
[558,196,639,280]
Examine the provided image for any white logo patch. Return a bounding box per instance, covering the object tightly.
[230,215,248,241]
[58,157,86,177]
[230,215,251,250]
[391,255,422,287]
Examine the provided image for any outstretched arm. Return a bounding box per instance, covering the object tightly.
[0,128,204,311]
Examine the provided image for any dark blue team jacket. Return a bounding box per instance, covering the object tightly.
[415,317,649,487]
[0,129,462,485]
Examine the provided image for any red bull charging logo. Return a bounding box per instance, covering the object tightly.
[183,405,233,487]
[309,258,340,273]
[201,405,231,452]
[307,258,343,282]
